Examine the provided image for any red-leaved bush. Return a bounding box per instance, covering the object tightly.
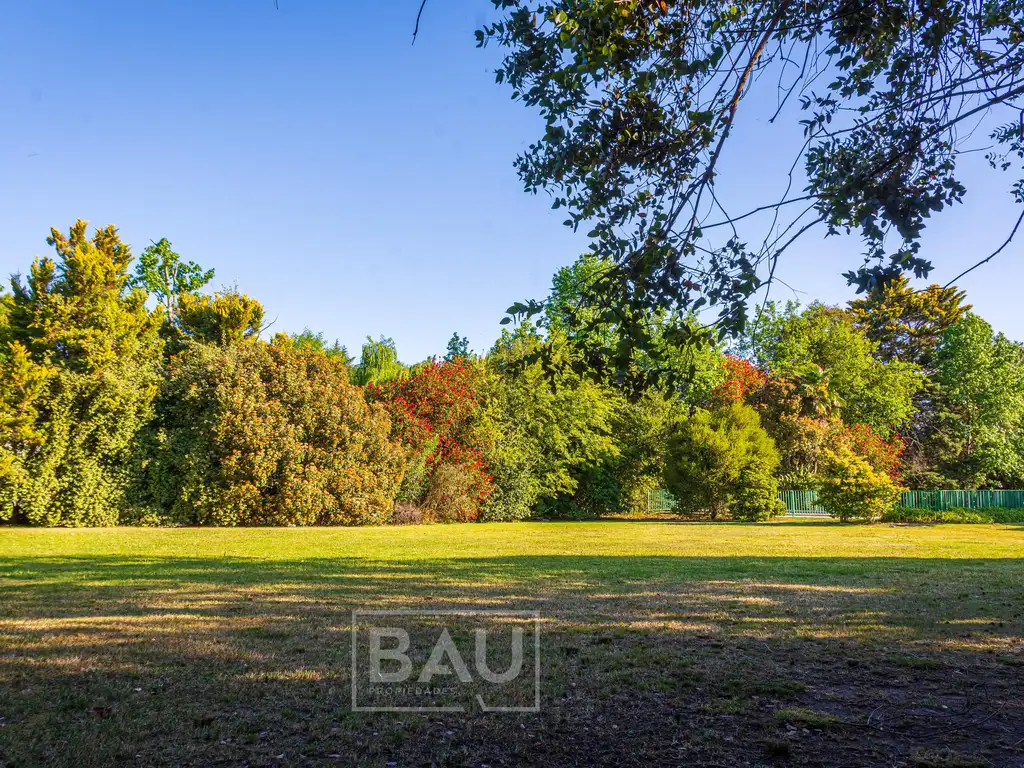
[367,358,494,516]
[712,356,767,406]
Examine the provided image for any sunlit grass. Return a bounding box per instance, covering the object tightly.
[4,518,1022,562]
[0,520,1021,766]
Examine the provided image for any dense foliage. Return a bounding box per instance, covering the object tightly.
[744,303,922,436]
[0,221,162,526]
[933,314,1024,487]
[817,446,903,522]
[481,322,621,520]
[136,338,404,526]
[881,507,1024,524]
[477,0,1024,378]
[665,402,784,521]
[367,356,494,520]
[2,221,1023,526]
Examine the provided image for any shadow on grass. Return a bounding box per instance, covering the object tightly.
[1,554,1021,658]
[0,553,1021,767]
[0,551,1019,588]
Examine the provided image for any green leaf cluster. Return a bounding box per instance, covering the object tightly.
[817,446,902,522]
[0,221,163,525]
[664,402,784,521]
[135,340,404,526]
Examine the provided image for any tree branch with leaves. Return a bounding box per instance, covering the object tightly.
[466,0,1024,376]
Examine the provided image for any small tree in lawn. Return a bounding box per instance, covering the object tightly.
[734,454,787,522]
[665,402,783,521]
[817,446,902,522]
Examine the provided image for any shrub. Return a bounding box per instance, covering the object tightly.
[665,402,782,520]
[733,458,787,521]
[479,427,542,521]
[480,325,620,519]
[366,356,485,456]
[817,446,902,522]
[989,508,1024,524]
[761,407,905,489]
[881,507,1024,524]
[422,462,487,523]
[394,435,438,504]
[392,503,425,525]
[544,464,620,520]
[841,422,904,481]
[611,392,678,515]
[368,356,494,517]
[137,340,404,525]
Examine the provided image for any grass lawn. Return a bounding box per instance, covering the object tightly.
[0,520,1022,767]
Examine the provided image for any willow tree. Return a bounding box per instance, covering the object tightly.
[351,336,409,385]
[470,0,1024,376]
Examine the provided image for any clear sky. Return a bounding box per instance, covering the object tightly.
[1,0,1021,362]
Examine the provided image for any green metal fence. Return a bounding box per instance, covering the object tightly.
[649,488,1024,514]
[778,489,1024,513]
[647,489,678,512]
[898,489,1024,510]
[778,490,828,513]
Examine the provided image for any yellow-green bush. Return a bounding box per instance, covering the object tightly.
[665,402,783,520]
[817,446,902,522]
[136,339,404,526]
[0,221,163,526]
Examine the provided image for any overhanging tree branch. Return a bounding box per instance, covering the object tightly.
[943,209,1024,289]
[412,0,429,45]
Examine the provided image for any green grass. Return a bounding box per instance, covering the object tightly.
[1,519,1022,766]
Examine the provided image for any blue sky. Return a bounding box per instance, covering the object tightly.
[1,0,1021,362]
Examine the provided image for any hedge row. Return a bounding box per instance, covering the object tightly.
[881,507,1024,524]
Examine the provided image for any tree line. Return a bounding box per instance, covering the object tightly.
[1,221,1021,526]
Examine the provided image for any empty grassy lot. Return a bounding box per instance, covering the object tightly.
[0,520,1022,767]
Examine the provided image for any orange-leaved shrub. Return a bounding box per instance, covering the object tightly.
[134,338,404,525]
[711,355,767,407]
